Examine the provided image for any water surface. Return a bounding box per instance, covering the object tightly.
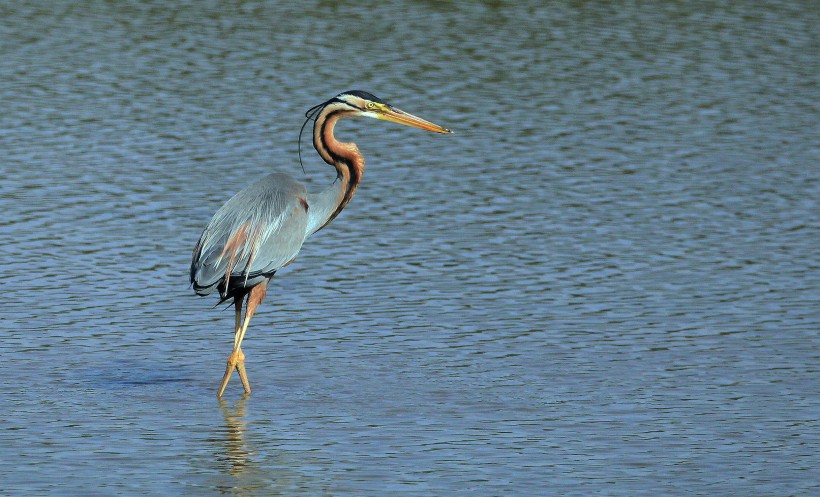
[1,1,818,495]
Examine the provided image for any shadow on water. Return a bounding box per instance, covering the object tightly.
[81,359,198,390]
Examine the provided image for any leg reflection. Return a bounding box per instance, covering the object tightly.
[218,392,252,475]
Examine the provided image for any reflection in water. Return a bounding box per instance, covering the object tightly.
[214,397,324,496]
[214,396,317,496]
[218,394,253,478]
[214,394,281,497]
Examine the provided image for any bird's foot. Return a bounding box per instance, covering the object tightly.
[217,349,251,397]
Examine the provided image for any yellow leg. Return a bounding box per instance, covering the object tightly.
[217,298,245,397]
[216,282,267,397]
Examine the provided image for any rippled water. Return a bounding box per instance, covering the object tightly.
[1,1,818,495]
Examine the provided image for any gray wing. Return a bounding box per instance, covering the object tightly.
[191,172,309,296]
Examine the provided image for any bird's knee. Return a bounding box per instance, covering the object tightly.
[227,349,246,365]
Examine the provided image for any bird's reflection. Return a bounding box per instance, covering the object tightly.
[218,393,253,476]
[214,394,301,495]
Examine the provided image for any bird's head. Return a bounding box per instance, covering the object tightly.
[308,90,453,134]
[298,90,452,172]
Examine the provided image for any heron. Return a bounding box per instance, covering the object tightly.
[190,90,452,397]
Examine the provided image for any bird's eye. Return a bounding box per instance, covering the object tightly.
[366,102,376,109]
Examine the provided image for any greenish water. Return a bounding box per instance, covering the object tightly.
[1,1,818,495]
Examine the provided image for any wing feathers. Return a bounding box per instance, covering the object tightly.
[191,173,309,296]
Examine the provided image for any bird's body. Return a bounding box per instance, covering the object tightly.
[191,172,308,301]
[190,90,451,397]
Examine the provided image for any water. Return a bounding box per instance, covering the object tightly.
[1,1,818,495]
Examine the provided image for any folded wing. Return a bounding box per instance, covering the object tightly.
[191,172,309,298]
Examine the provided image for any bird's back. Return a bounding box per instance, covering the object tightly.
[191,172,309,300]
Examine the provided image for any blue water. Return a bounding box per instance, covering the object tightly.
[1,1,818,495]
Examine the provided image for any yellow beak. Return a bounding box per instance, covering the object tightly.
[374,104,453,134]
